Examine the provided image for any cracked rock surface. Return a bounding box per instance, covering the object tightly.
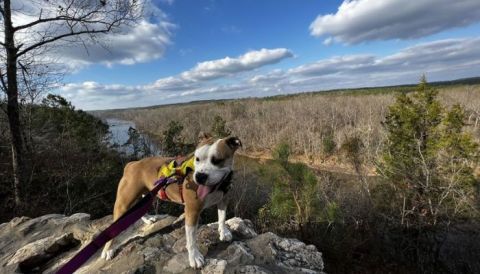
[0,214,325,273]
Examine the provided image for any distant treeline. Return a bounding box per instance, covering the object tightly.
[95,83,480,172]
[93,76,480,112]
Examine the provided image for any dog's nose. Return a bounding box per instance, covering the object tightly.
[195,172,208,184]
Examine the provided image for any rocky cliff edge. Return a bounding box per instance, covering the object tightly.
[0,214,325,274]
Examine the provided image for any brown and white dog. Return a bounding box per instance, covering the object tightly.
[101,132,241,269]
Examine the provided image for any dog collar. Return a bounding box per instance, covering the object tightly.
[215,170,234,193]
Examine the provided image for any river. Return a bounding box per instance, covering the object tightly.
[105,118,160,156]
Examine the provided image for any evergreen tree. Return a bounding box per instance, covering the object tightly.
[260,142,325,228]
[211,115,231,138]
[380,77,479,226]
[162,120,184,156]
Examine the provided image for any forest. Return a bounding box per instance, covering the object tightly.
[92,79,480,273]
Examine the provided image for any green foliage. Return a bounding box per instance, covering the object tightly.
[324,201,340,224]
[260,142,324,227]
[322,127,336,156]
[341,134,364,173]
[162,120,185,156]
[126,127,153,158]
[379,77,479,226]
[0,94,125,221]
[211,115,231,137]
[273,142,290,167]
[35,94,109,150]
[42,94,73,109]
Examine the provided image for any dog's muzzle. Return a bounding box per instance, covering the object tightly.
[195,172,208,185]
[195,170,234,200]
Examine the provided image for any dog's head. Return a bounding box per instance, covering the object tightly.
[193,132,242,198]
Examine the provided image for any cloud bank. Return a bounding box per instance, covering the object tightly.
[310,0,480,44]
[149,48,293,90]
[59,38,480,110]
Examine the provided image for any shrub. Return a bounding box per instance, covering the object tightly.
[273,141,290,167]
[379,77,479,226]
[341,134,364,174]
[162,120,185,156]
[261,142,321,229]
[211,115,231,138]
[126,127,154,158]
[322,126,336,156]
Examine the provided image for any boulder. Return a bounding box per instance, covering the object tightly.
[0,214,325,273]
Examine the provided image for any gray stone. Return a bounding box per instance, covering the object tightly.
[164,253,191,273]
[226,218,257,239]
[201,259,227,274]
[234,265,272,274]
[218,242,254,265]
[0,214,325,274]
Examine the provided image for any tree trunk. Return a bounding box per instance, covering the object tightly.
[3,0,26,212]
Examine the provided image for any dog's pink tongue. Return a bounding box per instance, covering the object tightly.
[197,185,212,200]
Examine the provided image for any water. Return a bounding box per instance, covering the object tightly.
[105,118,160,156]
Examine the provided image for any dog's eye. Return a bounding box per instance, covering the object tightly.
[211,156,223,165]
[195,157,200,162]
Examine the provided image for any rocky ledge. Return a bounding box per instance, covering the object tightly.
[0,214,325,273]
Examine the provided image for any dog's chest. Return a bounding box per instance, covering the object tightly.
[202,191,224,209]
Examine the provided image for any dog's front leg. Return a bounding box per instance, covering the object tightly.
[217,200,232,241]
[185,208,204,269]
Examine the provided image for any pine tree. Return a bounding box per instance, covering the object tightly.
[380,76,479,226]
[260,142,323,228]
[162,120,184,156]
[211,115,231,138]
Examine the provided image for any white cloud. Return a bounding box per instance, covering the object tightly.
[147,48,293,91]
[179,48,293,81]
[59,48,294,109]
[252,38,480,90]
[310,0,480,44]
[6,0,174,69]
[58,20,174,69]
[59,38,480,110]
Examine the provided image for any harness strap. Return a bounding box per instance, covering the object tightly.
[159,188,170,201]
[56,179,165,274]
[178,182,184,203]
[57,157,194,273]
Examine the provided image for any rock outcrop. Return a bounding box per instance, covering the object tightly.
[0,214,325,273]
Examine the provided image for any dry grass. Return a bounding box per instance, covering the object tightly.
[96,85,480,170]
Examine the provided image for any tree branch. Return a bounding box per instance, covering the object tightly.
[0,69,7,92]
[17,26,115,58]
[14,16,80,32]
[13,8,103,32]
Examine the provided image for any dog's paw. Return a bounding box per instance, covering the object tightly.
[219,227,233,242]
[188,249,205,269]
[101,249,115,260]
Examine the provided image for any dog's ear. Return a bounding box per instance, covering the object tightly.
[225,136,242,151]
[198,131,212,143]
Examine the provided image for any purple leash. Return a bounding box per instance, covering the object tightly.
[56,178,167,274]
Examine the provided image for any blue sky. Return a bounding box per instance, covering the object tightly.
[50,0,480,109]
[65,1,340,85]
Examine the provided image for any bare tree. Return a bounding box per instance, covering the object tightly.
[0,0,142,212]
